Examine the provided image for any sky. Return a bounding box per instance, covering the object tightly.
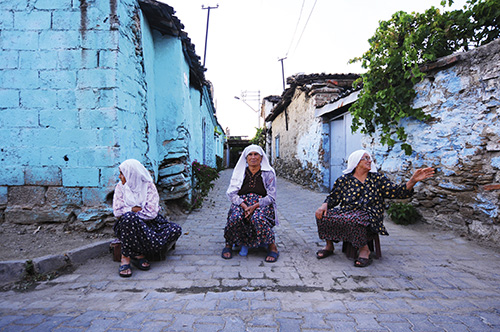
[158,0,468,138]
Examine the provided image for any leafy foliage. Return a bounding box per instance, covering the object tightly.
[350,0,500,155]
[191,160,220,209]
[216,155,224,172]
[387,202,421,225]
[250,127,266,148]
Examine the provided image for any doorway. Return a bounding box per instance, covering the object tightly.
[329,113,363,188]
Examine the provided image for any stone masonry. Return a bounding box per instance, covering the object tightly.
[368,38,500,244]
[0,0,222,231]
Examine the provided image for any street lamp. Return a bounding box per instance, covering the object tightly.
[234,96,261,128]
[234,91,260,128]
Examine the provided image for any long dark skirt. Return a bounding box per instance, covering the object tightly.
[224,193,275,248]
[316,209,373,248]
[114,212,182,258]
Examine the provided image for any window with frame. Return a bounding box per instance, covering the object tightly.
[275,135,280,159]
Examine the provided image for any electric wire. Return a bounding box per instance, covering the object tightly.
[292,0,318,54]
[286,0,306,57]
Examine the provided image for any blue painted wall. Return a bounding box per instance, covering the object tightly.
[0,0,223,226]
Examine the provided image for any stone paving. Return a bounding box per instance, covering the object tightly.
[1,169,500,331]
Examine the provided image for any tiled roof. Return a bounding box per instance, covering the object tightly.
[265,73,360,122]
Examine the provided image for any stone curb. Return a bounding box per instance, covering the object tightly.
[0,238,113,286]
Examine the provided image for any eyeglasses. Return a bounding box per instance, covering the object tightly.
[360,156,371,161]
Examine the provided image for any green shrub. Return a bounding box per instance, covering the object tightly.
[216,155,224,172]
[387,202,421,225]
[191,160,220,209]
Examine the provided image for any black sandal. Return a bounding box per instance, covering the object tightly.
[131,257,150,271]
[354,257,372,267]
[316,249,334,259]
[119,264,132,277]
[221,247,232,259]
[265,250,279,263]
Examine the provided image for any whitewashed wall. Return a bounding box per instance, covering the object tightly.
[271,90,324,190]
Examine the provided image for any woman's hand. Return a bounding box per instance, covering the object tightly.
[132,206,142,212]
[240,203,250,218]
[407,167,435,190]
[315,203,328,220]
[244,203,259,219]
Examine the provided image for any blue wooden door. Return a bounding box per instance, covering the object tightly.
[329,113,362,188]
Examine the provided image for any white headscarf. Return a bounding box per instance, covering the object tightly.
[342,149,378,174]
[119,159,153,208]
[226,144,274,195]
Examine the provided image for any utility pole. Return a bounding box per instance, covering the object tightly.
[202,4,219,68]
[278,57,287,91]
[278,57,288,130]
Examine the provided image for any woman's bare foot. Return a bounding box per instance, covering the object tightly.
[316,240,334,258]
[222,245,232,259]
[354,245,372,267]
[358,244,370,259]
[132,255,151,270]
[119,255,132,277]
[265,243,279,262]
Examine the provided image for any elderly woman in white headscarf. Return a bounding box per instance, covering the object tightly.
[113,159,182,277]
[222,144,279,262]
[315,150,434,267]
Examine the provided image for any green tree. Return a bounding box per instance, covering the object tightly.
[250,127,266,148]
[350,0,500,155]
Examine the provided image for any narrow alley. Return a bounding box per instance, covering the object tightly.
[1,169,499,331]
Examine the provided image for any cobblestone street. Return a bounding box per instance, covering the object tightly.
[1,169,499,331]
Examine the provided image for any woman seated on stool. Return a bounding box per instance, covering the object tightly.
[315,150,434,267]
[113,159,182,277]
[222,145,279,263]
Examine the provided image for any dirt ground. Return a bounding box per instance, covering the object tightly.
[1,208,188,262]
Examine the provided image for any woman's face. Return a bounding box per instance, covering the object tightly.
[119,170,126,185]
[356,153,372,173]
[246,151,263,167]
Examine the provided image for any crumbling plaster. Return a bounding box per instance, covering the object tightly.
[271,89,324,190]
[367,38,500,243]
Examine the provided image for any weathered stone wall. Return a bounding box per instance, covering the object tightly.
[270,90,324,191]
[368,39,500,243]
[0,0,141,230]
[0,0,221,231]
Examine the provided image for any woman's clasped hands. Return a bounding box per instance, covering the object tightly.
[241,202,259,219]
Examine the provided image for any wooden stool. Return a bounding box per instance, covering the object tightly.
[110,239,177,262]
[147,241,177,261]
[342,233,381,259]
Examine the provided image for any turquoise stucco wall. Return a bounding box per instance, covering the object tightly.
[0,0,127,190]
[0,0,134,224]
[151,30,191,161]
[139,9,159,179]
[148,28,219,169]
[0,0,222,226]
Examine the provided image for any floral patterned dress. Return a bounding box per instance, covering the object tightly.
[316,172,413,248]
[225,169,277,248]
[113,182,182,258]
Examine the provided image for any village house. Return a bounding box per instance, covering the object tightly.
[265,39,500,245]
[0,0,224,230]
[265,73,361,191]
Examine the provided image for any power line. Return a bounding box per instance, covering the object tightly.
[286,0,306,56]
[292,0,317,54]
